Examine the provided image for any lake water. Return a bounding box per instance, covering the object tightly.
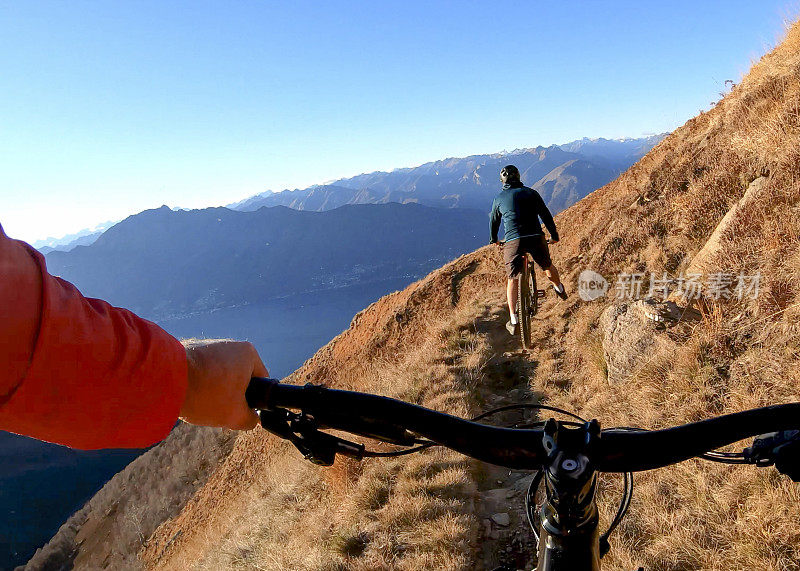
[0,277,413,568]
[157,278,413,378]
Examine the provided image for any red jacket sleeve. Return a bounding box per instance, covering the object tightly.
[0,224,188,449]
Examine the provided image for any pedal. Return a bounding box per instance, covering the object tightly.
[536,289,546,298]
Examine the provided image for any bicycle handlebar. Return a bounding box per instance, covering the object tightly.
[245,378,800,473]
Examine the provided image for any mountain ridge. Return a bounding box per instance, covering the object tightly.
[228,135,666,213]
[29,135,663,254]
[33,220,117,254]
[44,202,487,319]
[126,21,800,569]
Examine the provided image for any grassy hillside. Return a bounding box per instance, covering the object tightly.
[28,20,800,571]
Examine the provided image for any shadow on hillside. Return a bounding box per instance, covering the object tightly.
[433,296,547,568]
[451,260,480,306]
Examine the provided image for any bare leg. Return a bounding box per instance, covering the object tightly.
[507,278,518,318]
[544,264,563,289]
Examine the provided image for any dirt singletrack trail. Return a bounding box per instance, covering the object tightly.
[467,275,579,570]
[30,22,800,569]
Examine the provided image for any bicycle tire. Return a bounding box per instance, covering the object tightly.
[518,258,533,349]
[530,260,539,317]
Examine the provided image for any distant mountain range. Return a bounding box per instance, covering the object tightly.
[19,134,663,567]
[45,203,487,319]
[33,220,117,253]
[40,136,668,318]
[229,135,666,214]
[557,136,666,169]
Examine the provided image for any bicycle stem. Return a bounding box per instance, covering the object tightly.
[536,419,602,571]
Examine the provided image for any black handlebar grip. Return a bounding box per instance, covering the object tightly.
[246,377,280,409]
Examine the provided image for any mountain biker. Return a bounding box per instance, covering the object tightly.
[0,223,266,449]
[489,165,566,335]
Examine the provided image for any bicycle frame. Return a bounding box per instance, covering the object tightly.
[518,256,533,349]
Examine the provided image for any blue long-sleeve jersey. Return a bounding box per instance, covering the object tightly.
[489,184,559,243]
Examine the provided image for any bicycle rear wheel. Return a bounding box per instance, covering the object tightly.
[517,258,534,350]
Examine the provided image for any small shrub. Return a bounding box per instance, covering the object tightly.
[329,528,369,558]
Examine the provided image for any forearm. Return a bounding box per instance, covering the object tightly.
[0,227,188,449]
[0,227,43,405]
[544,219,559,241]
[536,197,559,241]
[489,209,500,242]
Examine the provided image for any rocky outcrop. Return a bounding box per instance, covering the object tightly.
[686,175,769,275]
[600,299,695,385]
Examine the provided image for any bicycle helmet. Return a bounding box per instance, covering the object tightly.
[500,164,521,184]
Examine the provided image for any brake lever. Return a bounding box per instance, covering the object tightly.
[287,383,419,446]
[744,430,800,482]
[258,407,296,440]
[247,380,417,446]
[257,408,365,466]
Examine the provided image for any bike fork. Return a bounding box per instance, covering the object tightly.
[536,504,600,571]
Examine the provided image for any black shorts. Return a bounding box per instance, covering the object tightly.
[503,235,552,279]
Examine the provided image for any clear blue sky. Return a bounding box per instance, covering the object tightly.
[1,0,797,243]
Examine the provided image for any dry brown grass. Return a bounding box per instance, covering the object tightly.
[520,19,800,570]
[177,304,494,571]
[25,423,236,570]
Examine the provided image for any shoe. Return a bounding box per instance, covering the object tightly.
[505,321,518,335]
[552,284,568,300]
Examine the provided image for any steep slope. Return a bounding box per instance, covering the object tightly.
[504,21,800,569]
[27,248,511,570]
[28,21,800,570]
[141,21,800,570]
[140,250,507,570]
[24,425,236,570]
[0,432,141,568]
